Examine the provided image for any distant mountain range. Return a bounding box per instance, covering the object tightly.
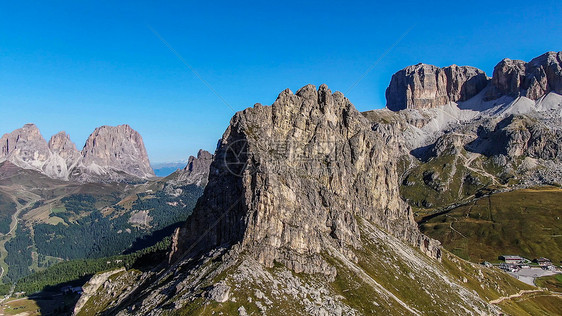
[0,124,154,183]
[151,162,187,177]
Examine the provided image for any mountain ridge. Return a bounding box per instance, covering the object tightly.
[0,123,155,183]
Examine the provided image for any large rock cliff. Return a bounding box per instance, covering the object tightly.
[386,64,488,111]
[0,124,52,172]
[73,124,154,182]
[486,51,562,100]
[173,84,440,276]
[387,51,562,111]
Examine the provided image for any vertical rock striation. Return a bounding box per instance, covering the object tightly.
[386,64,489,111]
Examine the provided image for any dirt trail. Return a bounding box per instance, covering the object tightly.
[462,152,500,186]
[489,289,558,304]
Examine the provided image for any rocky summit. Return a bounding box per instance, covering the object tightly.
[0,124,155,182]
[174,149,213,187]
[0,123,53,175]
[73,124,155,182]
[486,51,562,100]
[173,84,440,273]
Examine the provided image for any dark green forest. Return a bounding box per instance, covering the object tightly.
[2,184,203,286]
[4,226,33,282]
[13,236,171,295]
[0,193,16,234]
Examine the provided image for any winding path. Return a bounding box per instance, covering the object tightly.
[489,289,558,304]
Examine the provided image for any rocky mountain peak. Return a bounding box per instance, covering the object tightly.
[485,58,529,100]
[76,124,154,181]
[172,84,440,276]
[0,123,51,170]
[173,149,213,187]
[184,149,213,173]
[386,63,488,111]
[48,131,80,159]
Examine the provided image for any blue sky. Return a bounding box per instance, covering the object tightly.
[1,1,560,162]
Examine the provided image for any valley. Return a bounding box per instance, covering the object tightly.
[0,132,212,298]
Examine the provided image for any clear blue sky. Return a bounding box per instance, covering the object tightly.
[1,1,560,162]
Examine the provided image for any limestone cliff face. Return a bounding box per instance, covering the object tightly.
[73,124,154,182]
[173,84,440,276]
[486,51,562,100]
[386,64,488,111]
[485,58,527,100]
[387,52,562,110]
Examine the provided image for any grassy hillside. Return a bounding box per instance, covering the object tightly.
[419,187,562,263]
[400,150,498,212]
[535,273,562,292]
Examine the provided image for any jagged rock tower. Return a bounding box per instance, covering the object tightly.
[172,84,440,274]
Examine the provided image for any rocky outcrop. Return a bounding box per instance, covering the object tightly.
[485,59,527,100]
[172,84,440,277]
[173,149,213,186]
[0,124,154,182]
[45,131,81,179]
[73,268,126,316]
[386,64,488,111]
[73,124,154,182]
[471,115,562,160]
[486,51,562,100]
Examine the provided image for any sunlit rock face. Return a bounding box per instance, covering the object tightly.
[172,84,440,276]
[386,63,489,111]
